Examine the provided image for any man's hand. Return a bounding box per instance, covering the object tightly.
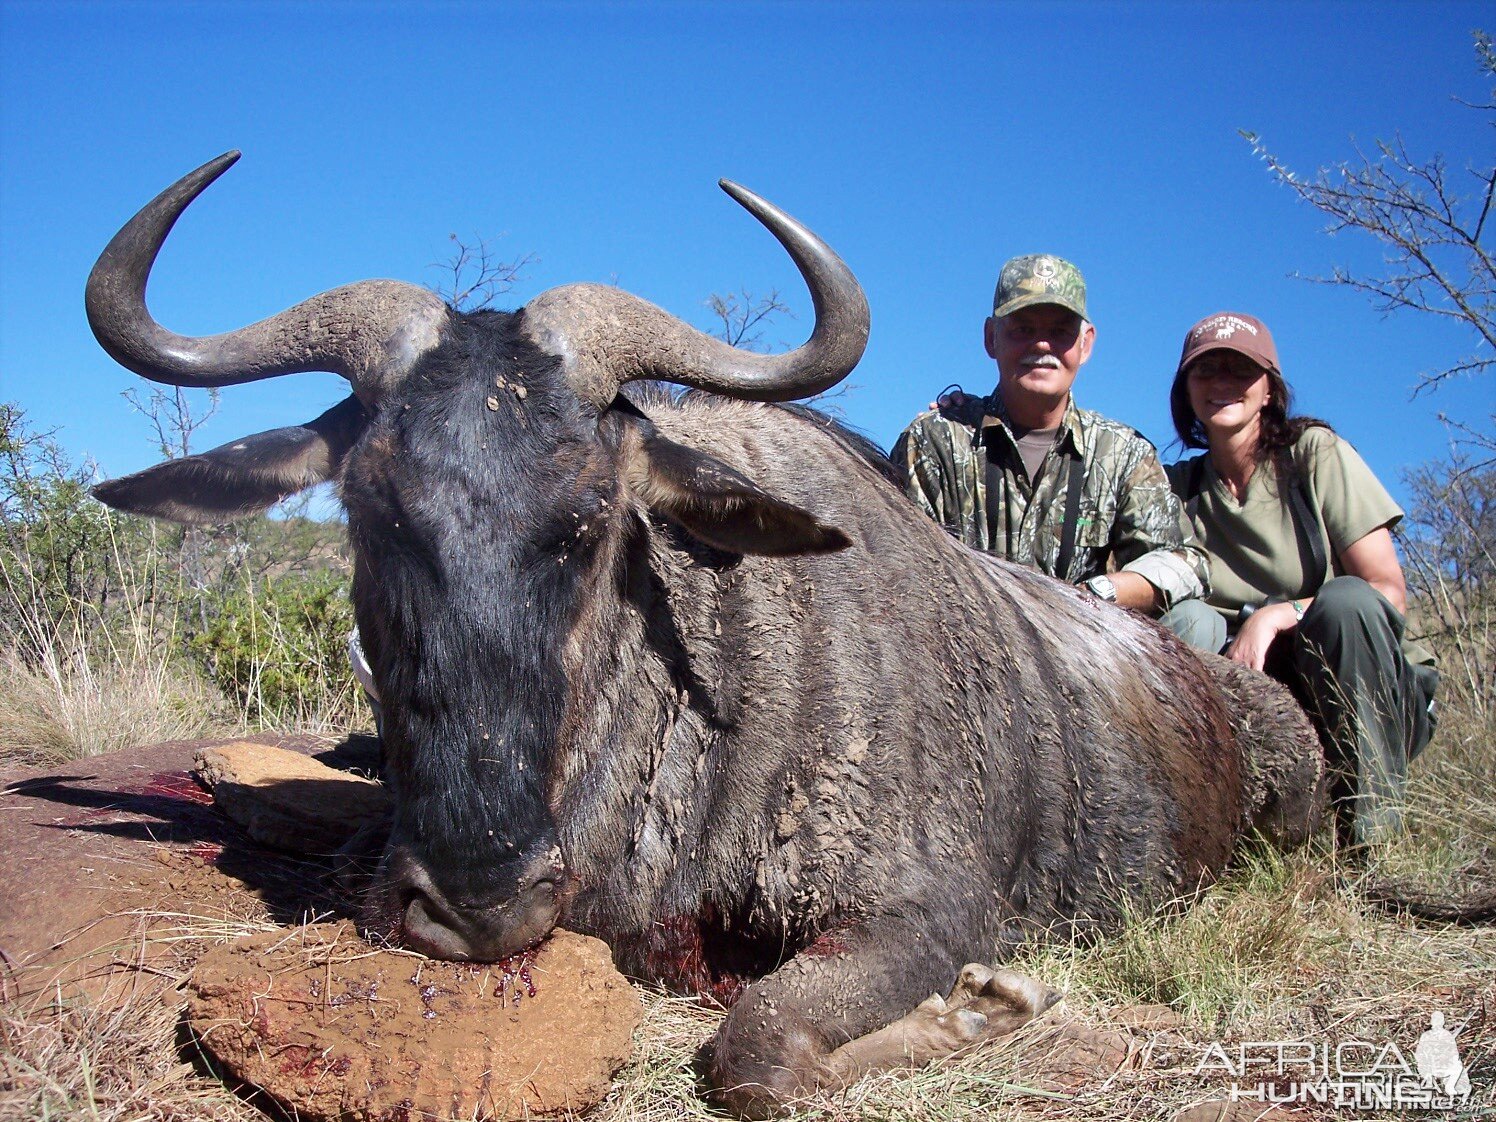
[932,388,978,412]
[1225,601,1300,672]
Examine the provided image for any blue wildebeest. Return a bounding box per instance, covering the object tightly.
[88,153,1323,1117]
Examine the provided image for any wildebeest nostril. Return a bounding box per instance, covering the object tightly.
[400,889,477,961]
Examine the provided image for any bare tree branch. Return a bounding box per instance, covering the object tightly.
[1240,35,1495,396]
[430,234,536,312]
[122,386,220,461]
[705,288,794,352]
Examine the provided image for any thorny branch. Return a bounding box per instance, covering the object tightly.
[706,288,794,352]
[704,289,854,413]
[122,386,220,462]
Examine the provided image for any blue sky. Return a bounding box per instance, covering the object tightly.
[2,1,1490,512]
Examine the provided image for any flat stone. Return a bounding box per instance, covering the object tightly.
[1034,1021,1134,1091]
[992,1017,1134,1093]
[186,922,642,1122]
[194,741,390,855]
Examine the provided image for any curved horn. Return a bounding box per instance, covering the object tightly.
[519,180,869,406]
[85,151,448,400]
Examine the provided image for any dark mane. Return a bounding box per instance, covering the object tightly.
[774,402,901,487]
[621,384,899,488]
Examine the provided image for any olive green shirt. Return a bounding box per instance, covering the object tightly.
[1166,427,1400,624]
[893,394,1209,607]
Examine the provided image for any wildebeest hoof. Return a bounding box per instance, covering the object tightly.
[894,964,1059,1055]
[891,994,993,1052]
[945,962,1064,1037]
[824,965,1060,1086]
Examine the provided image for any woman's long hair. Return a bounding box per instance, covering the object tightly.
[1169,359,1331,482]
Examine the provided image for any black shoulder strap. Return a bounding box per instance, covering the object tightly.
[983,440,1002,547]
[1055,452,1086,581]
[1287,474,1329,590]
[983,437,1085,576]
[1188,456,1205,501]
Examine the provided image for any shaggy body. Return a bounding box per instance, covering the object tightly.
[337,313,1314,1111]
[562,396,1234,955]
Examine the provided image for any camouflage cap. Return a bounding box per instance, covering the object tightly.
[991,254,1089,322]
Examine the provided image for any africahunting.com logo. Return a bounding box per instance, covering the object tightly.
[1194,1012,1476,1111]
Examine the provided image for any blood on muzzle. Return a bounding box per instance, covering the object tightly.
[382,842,566,962]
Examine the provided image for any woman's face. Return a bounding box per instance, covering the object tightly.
[1185,350,1271,441]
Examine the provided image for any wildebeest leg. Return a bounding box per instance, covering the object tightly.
[705,920,1059,1118]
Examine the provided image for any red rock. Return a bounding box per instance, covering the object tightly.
[193,740,390,854]
[187,922,642,1121]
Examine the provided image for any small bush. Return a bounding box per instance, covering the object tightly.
[1401,450,1494,719]
[0,403,364,763]
[190,570,359,727]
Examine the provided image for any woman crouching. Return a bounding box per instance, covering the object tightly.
[1165,312,1439,850]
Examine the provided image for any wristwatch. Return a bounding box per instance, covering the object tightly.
[1083,575,1118,603]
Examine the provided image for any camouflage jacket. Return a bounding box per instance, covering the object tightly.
[892,394,1209,607]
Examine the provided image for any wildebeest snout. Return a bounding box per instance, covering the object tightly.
[382,841,566,961]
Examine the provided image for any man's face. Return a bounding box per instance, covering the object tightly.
[985,305,1095,403]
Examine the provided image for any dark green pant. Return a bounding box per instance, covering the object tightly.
[1268,577,1439,847]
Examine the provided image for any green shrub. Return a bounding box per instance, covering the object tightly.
[190,569,357,725]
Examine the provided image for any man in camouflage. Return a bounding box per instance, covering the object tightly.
[893,254,1218,646]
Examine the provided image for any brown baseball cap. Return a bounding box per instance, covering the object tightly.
[1177,311,1280,375]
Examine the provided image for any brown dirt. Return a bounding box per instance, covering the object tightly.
[1171,1104,1303,1121]
[0,733,364,1002]
[187,922,642,1121]
[1,737,643,1121]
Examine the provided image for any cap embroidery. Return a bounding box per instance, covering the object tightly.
[1193,314,1260,341]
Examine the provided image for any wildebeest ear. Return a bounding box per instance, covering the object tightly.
[91,395,368,524]
[629,431,851,556]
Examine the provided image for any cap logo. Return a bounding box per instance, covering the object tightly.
[1033,257,1059,287]
[1192,314,1259,342]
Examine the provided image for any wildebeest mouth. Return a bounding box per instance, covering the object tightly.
[373,842,571,962]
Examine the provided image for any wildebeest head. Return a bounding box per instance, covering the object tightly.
[87,153,869,961]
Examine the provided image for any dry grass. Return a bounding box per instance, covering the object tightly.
[577,831,1495,1122]
[0,557,367,766]
[0,596,1490,1118]
[0,527,233,763]
[1391,707,1496,887]
[0,643,223,766]
[0,905,285,1122]
[6,739,1490,1122]
[0,983,262,1122]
